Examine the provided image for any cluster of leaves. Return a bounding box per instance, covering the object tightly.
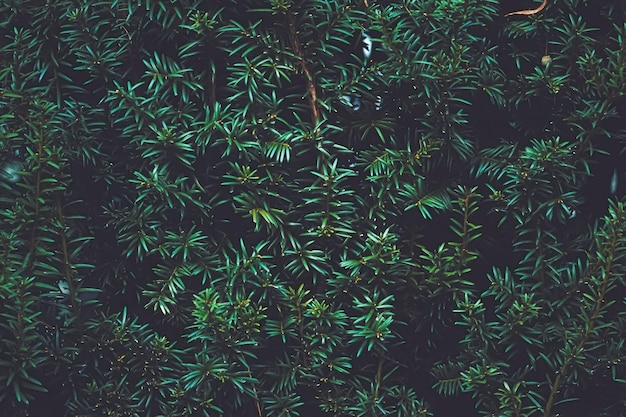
[0,0,625,416]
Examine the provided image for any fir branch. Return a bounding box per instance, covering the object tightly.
[543,201,626,417]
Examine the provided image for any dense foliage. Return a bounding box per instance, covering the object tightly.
[1,0,625,416]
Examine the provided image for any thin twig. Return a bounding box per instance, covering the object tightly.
[287,13,319,124]
[505,0,547,17]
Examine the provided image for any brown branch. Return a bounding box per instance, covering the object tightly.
[241,355,264,417]
[56,194,81,321]
[287,13,319,124]
[505,0,547,17]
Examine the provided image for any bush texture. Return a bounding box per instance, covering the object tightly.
[1,1,625,416]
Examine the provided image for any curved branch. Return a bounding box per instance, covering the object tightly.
[505,0,547,17]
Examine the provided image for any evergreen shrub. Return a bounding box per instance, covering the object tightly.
[1,1,625,416]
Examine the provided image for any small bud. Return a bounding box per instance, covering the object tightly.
[541,55,552,67]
